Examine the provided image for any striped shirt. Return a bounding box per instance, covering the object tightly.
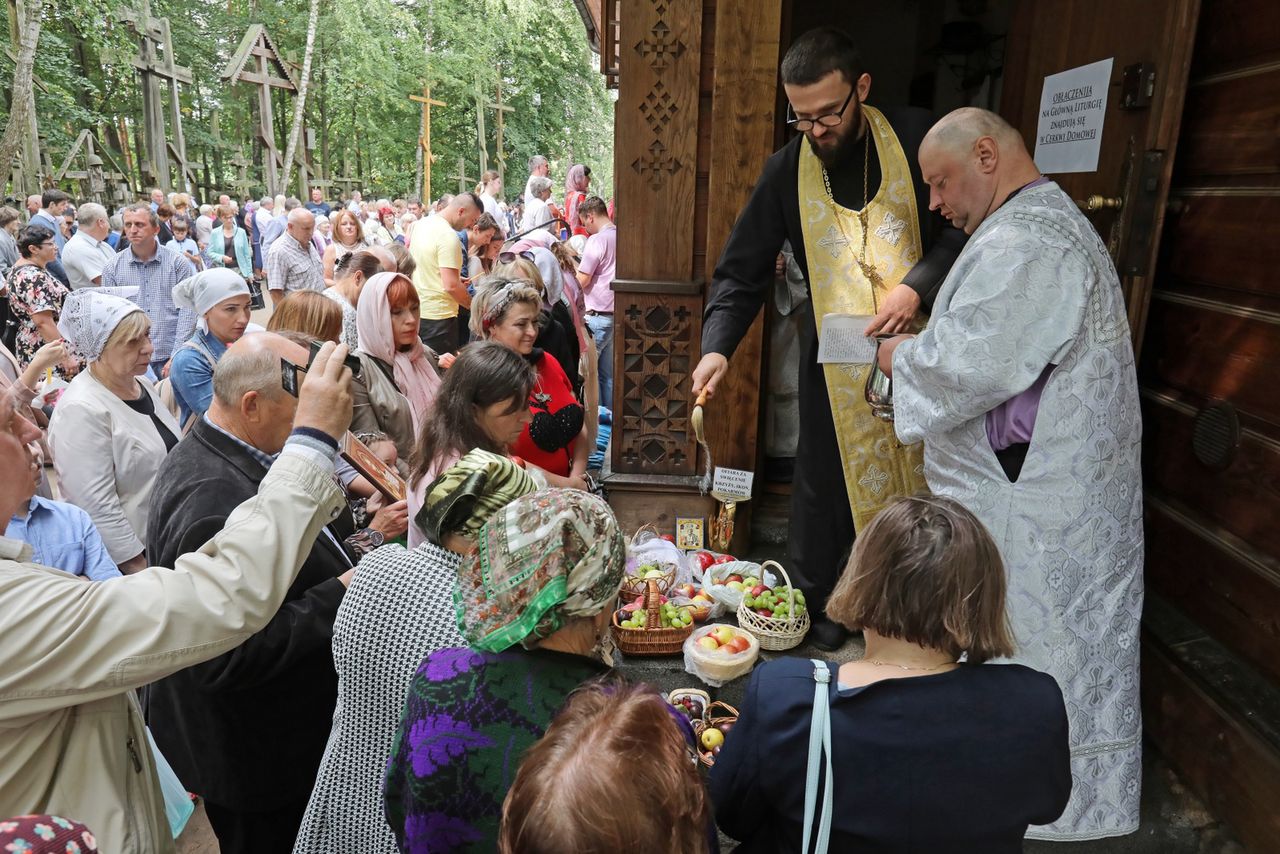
[100,238,197,361]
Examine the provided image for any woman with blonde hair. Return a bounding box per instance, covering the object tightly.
[467,276,588,486]
[48,290,181,573]
[322,208,370,285]
[266,289,343,343]
[475,169,505,228]
[709,495,1071,852]
[208,203,253,283]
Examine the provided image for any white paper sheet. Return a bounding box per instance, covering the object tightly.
[817,313,877,364]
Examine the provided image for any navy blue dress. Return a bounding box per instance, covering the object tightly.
[709,658,1071,853]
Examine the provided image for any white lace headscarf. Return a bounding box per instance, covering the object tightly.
[171,267,250,333]
[57,290,146,362]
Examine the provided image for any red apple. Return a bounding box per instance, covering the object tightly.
[713,555,736,565]
[750,584,768,597]
[712,625,737,645]
[725,636,751,654]
[660,534,676,542]
[696,635,720,651]
[693,551,716,571]
[726,574,744,584]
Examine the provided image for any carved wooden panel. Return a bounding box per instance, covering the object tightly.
[616,0,702,282]
[601,0,621,89]
[612,294,701,475]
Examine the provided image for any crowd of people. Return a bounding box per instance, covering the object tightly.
[0,23,1144,854]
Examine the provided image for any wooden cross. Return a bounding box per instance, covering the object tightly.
[486,81,516,185]
[409,86,446,201]
[474,87,489,177]
[228,150,255,197]
[221,25,298,195]
[120,0,193,193]
[331,175,360,198]
[450,156,475,195]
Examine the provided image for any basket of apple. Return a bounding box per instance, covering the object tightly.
[682,623,760,686]
[692,700,740,767]
[670,582,716,622]
[612,579,696,656]
[735,560,810,651]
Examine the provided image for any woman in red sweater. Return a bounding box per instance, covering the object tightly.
[470,276,589,488]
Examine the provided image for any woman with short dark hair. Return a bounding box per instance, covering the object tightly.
[5,225,77,375]
[709,495,1072,852]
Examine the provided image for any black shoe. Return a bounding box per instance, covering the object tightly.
[809,617,849,651]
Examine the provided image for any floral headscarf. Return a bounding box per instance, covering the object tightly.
[455,489,625,652]
[416,449,538,544]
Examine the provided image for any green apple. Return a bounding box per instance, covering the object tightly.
[712,625,736,645]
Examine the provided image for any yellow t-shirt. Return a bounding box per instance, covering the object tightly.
[410,215,464,320]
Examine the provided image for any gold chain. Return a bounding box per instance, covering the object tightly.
[820,129,883,312]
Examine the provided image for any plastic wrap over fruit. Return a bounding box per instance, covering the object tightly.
[694,560,777,611]
[683,623,760,687]
[627,531,692,586]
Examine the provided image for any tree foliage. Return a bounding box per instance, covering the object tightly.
[0,0,614,203]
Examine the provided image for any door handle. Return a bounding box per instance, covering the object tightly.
[1076,194,1124,212]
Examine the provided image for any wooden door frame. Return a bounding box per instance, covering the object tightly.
[1001,0,1201,360]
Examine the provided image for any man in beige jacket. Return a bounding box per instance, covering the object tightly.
[0,342,356,854]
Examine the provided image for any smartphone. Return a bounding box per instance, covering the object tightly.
[307,339,362,380]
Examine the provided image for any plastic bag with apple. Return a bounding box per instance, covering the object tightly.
[628,530,692,587]
[683,623,760,687]
[691,553,776,611]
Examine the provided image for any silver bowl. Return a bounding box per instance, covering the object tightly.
[865,335,896,422]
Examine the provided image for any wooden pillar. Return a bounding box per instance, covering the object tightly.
[700,0,782,551]
[606,0,708,533]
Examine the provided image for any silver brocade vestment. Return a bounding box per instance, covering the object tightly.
[893,182,1144,841]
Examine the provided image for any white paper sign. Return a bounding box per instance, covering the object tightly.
[712,467,754,498]
[1034,58,1113,174]
[817,314,877,364]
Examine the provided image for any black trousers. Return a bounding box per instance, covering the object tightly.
[204,795,308,854]
[419,316,458,355]
[788,330,856,617]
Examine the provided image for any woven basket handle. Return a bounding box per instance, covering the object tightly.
[630,523,659,546]
[645,578,662,626]
[759,560,798,610]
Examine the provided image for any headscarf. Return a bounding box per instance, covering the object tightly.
[57,290,145,362]
[356,271,441,428]
[0,815,99,853]
[171,267,250,333]
[455,489,626,652]
[416,449,538,544]
[564,164,588,230]
[528,246,565,307]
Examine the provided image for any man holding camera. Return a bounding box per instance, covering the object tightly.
[0,340,355,854]
[144,332,360,851]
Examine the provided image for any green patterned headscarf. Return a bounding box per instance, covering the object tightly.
[455,489,626,652]
[416,449,538,544]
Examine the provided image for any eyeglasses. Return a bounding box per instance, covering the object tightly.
[785,87,857,132]
[497,250,535,264]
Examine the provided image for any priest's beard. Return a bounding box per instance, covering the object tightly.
[805,105,865,170]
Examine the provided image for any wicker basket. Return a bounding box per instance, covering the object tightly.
[735,560,810,651]
[692,701,739,767]
[612,579,695,656]
[621,524,678,597]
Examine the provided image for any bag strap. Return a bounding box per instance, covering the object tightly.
[802,659,835,854]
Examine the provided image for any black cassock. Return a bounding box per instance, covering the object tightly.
[701,105,965,612]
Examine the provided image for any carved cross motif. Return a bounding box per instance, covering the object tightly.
[635,21,686,72]
[875,211,907,246]
[631,139,682,190]
[640,81,678,133]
